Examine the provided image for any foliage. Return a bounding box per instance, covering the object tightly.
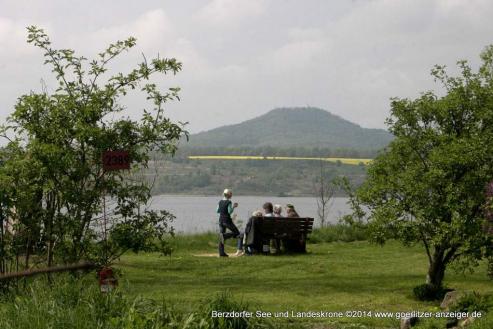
[450,292,492,314]
[468,310,493,329]
[412,284,447,301]
[198,292,256,329]
[308,223,368,244]
[0,26,186,272]
[415,293,493,328]
[145,155,366,196]
[488,256,493,279]
[351,45,493,290]
[180,145,380,159]
[314,160,335,227]
[484,181,493,279]
[0,277,272,329]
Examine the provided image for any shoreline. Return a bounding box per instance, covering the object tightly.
[150,193,348,198]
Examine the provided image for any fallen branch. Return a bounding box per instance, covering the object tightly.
[0,262,97,281]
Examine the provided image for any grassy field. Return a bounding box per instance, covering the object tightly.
[116,233,493,328]
[187,155,372,165]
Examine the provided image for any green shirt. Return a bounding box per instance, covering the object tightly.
[216,198,234,216]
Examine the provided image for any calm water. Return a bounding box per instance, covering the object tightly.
[146,195,351,233]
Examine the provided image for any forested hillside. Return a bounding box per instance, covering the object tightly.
[184,107,393,151]
[140,156,367,196]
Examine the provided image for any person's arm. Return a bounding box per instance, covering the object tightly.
[245,217,253,234]
[216,204,220,214]
[228,201,234,215]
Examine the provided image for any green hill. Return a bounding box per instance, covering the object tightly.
[186,107,393,151]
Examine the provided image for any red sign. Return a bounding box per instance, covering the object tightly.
[102,150,130,171]
[98,267,118,293]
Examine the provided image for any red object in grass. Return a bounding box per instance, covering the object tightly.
[102,150,130,171]
[98,267,118,293]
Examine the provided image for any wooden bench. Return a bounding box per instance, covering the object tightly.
[249,216,314,253]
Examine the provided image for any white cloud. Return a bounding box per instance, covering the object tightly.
[0,17,36,57]
[195,0,267,27]
[78,9,175,53]
[2,0,493,132]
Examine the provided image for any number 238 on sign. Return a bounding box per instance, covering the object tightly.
[102,150,131,171]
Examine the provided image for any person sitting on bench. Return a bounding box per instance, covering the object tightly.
[236,210,262,256]
[284,203,303,252]
[261,202,274,253]
[263,202,274,216]
[273,204,283,217]
[272,204,283,252]
[286,204,299,218]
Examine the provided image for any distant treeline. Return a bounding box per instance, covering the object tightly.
[141,152,367,196]
[174,146,380,159]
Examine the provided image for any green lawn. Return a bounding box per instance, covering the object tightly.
[116,234,493,328]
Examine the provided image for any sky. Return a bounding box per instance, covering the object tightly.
[1,0,493,133]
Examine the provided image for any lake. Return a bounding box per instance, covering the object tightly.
[146,195,352,233]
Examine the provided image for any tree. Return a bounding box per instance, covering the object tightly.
[353,46,493,293]
[315,160,334,227]
[485,181,493,279]
[0,26,187,272]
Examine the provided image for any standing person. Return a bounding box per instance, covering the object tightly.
[217,189,240,257]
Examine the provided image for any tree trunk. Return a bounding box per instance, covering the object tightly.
[426,248,445,289]
[427,261,445,289]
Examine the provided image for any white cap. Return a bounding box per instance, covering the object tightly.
[223,188,232,195]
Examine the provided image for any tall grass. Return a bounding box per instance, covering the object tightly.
[308,223,368,244]
[0,276,276,329]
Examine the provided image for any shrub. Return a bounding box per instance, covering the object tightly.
[450,292,492,314]
[488,256,493,280]
[468,310,493,329]
[197,292,256,329]
[308,223,368,244]
[412,284,448,301]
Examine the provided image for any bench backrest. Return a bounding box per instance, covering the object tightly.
[254,216,314,238]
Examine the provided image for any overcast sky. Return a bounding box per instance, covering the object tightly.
[1,0,493,133]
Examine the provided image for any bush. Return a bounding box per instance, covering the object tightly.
[412,284,448,301]
[488,256,493,280]
[469,310,493,329]
[308,223,368,244]
[450,292,492,314]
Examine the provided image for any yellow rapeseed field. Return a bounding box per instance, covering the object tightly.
[188,155,372,165]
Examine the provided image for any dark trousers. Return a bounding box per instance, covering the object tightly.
[218,218,240,255]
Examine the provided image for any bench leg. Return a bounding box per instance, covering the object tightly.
[299,234,307,253]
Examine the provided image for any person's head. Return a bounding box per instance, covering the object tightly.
[223,188,232,199]
[263,202,273,214]
[273,204,282,215]
[252,210,263,217]
[286,204,296,214]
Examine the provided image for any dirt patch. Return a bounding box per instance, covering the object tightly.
[192,253,242,257]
